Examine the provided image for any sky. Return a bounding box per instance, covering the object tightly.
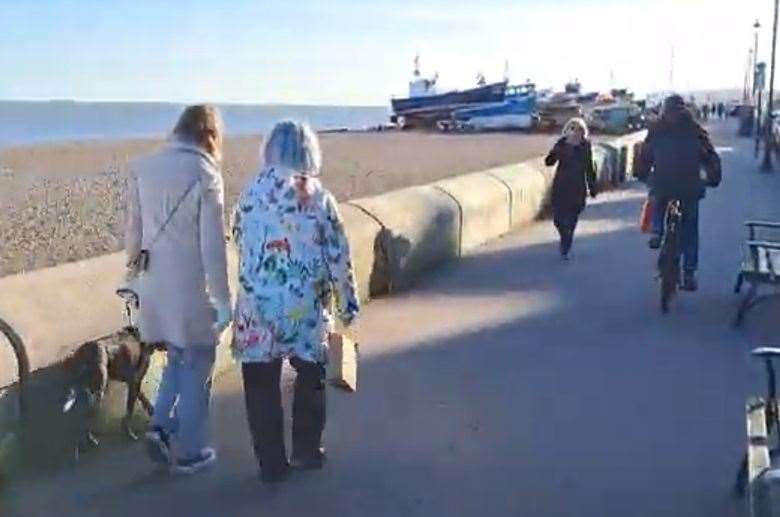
[0,0,776,105]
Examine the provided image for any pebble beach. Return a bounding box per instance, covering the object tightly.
[0,130,569,278]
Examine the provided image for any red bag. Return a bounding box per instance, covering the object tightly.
[639,199,654,233]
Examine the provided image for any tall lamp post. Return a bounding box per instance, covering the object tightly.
[762,0,779,172]
[745,49,753,102]
[755,19,762,157]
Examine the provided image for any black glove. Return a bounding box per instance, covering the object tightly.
[589,189,598,199]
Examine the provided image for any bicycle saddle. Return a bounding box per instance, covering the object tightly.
[752,347,780,358]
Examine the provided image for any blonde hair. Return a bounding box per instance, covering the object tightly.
[262,120,322,176]
[172,104,224,162]
[562,117,589,139]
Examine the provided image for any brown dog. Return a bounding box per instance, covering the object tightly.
[64,327,164,448]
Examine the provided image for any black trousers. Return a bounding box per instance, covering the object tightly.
[553,209,581,254]
[241,357,326,473]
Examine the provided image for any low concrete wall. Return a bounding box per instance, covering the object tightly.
[350,186,460,294]
[616,130,648,179]
[484,163,548,228]
[0,253,127,388]
[434,173,511,254]
[593,142,620,186]
[339,203,384,302]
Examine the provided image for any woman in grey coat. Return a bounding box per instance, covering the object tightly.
[125,105,231,474]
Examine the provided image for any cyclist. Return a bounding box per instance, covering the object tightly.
[636,94,721,292]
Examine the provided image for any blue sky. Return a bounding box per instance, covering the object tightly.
[0,0,774,105]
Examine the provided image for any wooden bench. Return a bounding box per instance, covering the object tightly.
[734,221,780,327]
[739,348,780,516]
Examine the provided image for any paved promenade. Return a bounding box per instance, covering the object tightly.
[4,120,779,516]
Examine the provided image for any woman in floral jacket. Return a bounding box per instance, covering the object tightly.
[231,120,359,483]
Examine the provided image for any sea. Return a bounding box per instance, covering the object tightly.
[0,101,390,148]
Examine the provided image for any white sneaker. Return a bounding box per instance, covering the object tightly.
[171,447,217,475]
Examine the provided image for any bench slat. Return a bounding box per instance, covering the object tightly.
[746,221,780,229]
[742,241,780,276]
[747,240,780,251]
[748,399,771,484]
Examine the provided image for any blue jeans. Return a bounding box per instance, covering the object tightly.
[151,346,215,460]
[651,197,700,272]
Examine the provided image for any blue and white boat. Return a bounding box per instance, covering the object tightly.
[450,83,537,130]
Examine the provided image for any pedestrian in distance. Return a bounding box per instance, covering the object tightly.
[126,105,232,474]
[636,94,721,291]
[231,120,360,484]
[544,117,598,260]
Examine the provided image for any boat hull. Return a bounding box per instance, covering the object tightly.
[456,113,535,130]
[451,94,536,130]
[391,82,507,115]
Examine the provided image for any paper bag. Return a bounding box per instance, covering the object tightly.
[327,333,358,392]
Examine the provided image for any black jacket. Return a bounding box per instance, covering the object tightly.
[635,117,721,200]
[545,138,597,213]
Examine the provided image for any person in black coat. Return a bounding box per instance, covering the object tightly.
[635,94,721,291]
[544,118,598,259]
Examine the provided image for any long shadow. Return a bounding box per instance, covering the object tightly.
[4,196,767,517]
[4,276,757,516]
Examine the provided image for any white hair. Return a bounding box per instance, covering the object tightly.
[262,120,322,176]
[562,117,589,139]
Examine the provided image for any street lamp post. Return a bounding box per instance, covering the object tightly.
[762,0,779,172]
[745,49,753,102]
[755,20,762,157]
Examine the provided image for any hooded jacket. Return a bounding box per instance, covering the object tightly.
[231,166,359,364]
[636,109,721,200]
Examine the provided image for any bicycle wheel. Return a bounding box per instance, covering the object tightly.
[658,201,682,314]
[659,255,680,313]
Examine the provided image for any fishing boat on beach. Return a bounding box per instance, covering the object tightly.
[390,57,507,128]
[448,83,537,130]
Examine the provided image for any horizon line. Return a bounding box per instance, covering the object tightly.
[0,97,389,109]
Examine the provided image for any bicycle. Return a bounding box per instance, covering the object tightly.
[658,199,683,313]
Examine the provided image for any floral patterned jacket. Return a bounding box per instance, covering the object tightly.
[231,166,360,363]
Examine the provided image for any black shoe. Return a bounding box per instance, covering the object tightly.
[291,448,326,471]
[648,235,662,249]
[259,464,290,484]
[144,427,171,465]
[681,272,698,292]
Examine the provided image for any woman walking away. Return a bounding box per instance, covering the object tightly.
[126,105,231,474]
[544,118,597,260]
[231,120,360,484]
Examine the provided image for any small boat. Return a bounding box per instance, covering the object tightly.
[586,102,645,134]
[449,83,537,130]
